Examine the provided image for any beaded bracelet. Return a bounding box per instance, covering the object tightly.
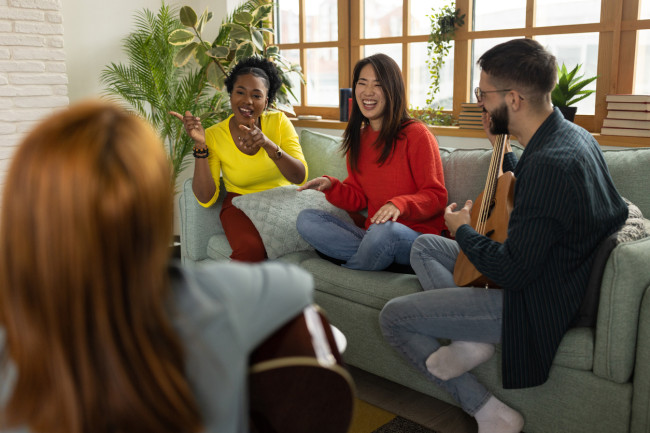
[193,146,209,159]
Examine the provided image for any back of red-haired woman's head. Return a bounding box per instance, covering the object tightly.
[0,100,201,433]
[0,99,173,330]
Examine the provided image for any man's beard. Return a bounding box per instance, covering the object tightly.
[488,103,509,135]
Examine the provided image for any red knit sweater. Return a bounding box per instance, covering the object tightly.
[324,121,447,234]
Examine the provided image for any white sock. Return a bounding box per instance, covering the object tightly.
[425,341,495,381]
[475,396,524,433]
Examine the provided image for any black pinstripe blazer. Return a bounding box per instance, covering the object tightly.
[456,108,628,388]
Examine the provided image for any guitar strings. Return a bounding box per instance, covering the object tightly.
[475,135,507,235]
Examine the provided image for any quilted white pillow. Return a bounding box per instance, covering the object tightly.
[231,185,353,259]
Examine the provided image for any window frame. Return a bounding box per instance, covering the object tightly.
[274,0,650,137]
[273,0,350,119]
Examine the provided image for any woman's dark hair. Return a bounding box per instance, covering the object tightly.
[224,56,283,105]
[342,53,413,172]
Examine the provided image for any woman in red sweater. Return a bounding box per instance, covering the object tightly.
[296,53,448,271]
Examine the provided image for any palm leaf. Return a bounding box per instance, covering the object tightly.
[100,2,221,191]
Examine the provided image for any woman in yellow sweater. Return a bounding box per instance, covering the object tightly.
[171,57,308,262]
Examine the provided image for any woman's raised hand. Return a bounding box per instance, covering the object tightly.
[169,111,205,144]
[297,176,332,192]
[237,122,269,153]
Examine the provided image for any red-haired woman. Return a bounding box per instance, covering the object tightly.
[0,100,313,433]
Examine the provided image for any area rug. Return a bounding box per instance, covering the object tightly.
[347,399,439,433]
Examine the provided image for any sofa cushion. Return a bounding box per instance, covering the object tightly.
[302,255,595,371]
[207,234,232,261]
[594,235,650,383]
[439,147,493,207]
[553,327,595,371]
[300,129,347,181]
[602,147,650,217]
[573,199,649,328]
[299,257,423,310]
[232,185,353,259]
[439,144,524,206]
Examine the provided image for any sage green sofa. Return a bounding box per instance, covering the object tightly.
[179,128,650,433]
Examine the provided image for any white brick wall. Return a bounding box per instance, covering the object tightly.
[0,0,68,192]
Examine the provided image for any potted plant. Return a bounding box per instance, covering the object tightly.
[551,63,598,122]
[100,3,225,192]
[168,0,304,115]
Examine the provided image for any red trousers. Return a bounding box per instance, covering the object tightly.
[220,192,267,262]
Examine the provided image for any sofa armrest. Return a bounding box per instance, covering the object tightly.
[631,285,650,433]
[593,235,650,383]
[178,177,224,263]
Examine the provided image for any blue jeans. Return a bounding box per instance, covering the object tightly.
[296,209,421,271]
[378,234,503,415]
[410,233,461,290]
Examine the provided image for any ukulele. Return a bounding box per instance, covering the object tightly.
[248,304,355,433]
[452,134,516,288]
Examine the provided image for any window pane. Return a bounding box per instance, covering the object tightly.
[276,0,299,44]
[471,37,512,102]
[634,30,650,94]
[362,44,402,66]
[410,0,449,36]
[536,33,598,115]
[641,0,650,19]
[305,0,337,43]
[535,0,600,26]
[364,0,402,38]
[473,0,525,31]
[279,49,302,105]
[409,41,454,109]
[305,48,339,106]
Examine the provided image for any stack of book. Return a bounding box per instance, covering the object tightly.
[458,103,484,130]
[601,94,650,137]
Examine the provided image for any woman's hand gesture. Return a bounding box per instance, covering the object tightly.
[297,176,332,192]
[169,111,205,144]
[237,122,269,153]
[370,202,401,224]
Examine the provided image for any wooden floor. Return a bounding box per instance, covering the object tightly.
[349,366,478,433]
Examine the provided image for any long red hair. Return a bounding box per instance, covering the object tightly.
[0,100,202,433]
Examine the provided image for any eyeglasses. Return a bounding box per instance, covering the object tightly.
[474,87,513,103]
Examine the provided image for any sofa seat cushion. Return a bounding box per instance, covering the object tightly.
[299,257,422,310]
[206,235,319,264]
[553,327,594,371]
[303,256,594,370]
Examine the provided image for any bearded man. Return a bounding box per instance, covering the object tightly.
[379,38,628,433]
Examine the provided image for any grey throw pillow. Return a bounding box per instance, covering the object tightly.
[232,185,352,259]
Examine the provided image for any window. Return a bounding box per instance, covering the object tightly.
[274,0,348,117]
[274,0,650,133]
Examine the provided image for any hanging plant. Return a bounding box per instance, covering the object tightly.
[425,3,465,110]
